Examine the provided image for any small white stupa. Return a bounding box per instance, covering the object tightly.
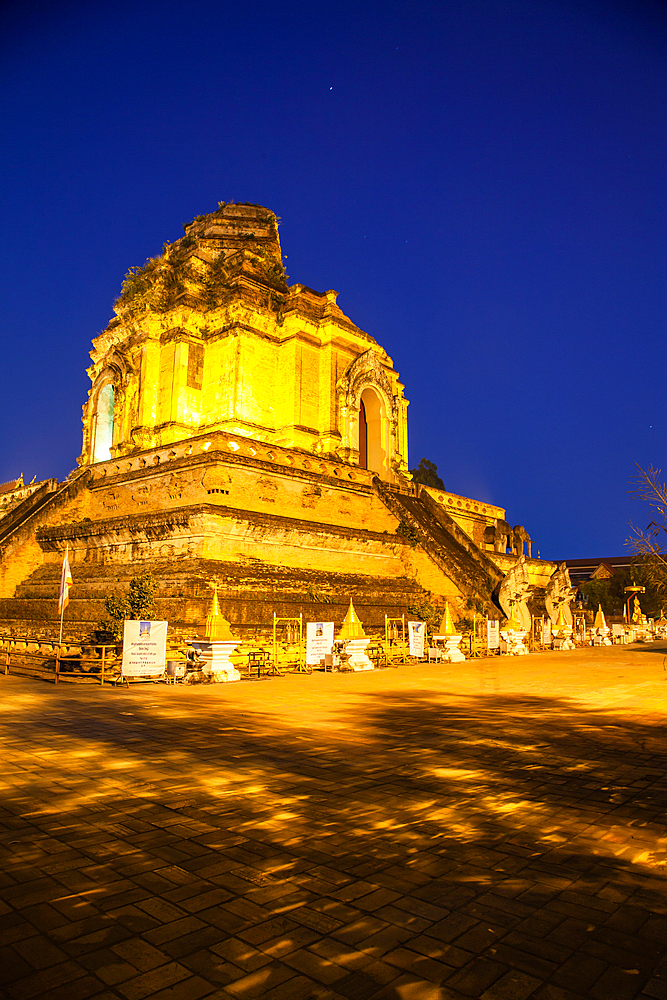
[592,604,611,646]
[338,599,373,671]
[188,584,241,682]
[552,603,575,650]
[433,603,465,662]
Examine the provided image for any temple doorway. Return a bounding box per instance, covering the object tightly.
[359,387,382,474]
[93,383,115,462]
[358,399,368,468]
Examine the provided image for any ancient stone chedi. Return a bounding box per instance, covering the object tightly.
[0,203,565,638]
[80,203,409,481]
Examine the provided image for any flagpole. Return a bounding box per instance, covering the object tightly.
[59,596,65,646]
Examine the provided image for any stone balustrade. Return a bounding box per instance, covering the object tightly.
[87,430,378,489]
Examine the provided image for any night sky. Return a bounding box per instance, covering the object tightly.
[1,0,666,560]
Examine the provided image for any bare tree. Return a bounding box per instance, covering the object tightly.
[629,464,667,605]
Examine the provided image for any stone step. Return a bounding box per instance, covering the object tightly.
[5,555,431,638]
[0,594,424,627]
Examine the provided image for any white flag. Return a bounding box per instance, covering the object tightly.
[58,545,73,615]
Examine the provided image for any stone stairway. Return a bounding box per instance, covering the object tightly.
[374,478,504,606]
[0,479,60,547]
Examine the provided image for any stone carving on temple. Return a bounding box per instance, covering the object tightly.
[498,555,534,631]
[545,562,575,629]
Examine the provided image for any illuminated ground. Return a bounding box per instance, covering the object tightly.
[1,644,667,1000]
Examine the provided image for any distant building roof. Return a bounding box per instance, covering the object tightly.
[0,476,23,495]
[561,555,635,586]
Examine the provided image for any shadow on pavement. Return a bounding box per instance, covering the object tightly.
[1,678,667,999]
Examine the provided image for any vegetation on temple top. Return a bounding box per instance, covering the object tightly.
[184,201,278,230]
[114,205,286,320]
[410,458,445,490]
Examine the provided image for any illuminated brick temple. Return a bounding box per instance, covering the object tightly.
[0,203,569,638]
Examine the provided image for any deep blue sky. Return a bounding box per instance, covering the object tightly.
[1,0,666,559]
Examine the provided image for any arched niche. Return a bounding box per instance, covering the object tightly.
[336,348,409,484]
[359,386,383,475]
[358,398,368,469]
[92,383,115,462]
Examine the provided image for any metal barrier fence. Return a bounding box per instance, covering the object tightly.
[7,622,647,687]
[0,635,120,684]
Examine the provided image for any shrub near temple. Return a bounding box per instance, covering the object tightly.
[98,573,157,642]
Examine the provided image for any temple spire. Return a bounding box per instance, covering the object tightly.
[201,583,235,641]
[439,602,457,635]
[339,598,366,639]
[555,603,568,630]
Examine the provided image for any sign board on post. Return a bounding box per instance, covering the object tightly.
[306,622,334,666]
[408,621,426,658]
[543,619,552,645]
[487,620,500,649]
[122,620,168,678]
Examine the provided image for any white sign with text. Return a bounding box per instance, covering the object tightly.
[306,622,335,665]
[487,620,500,649]
[122,620,168,677]
[408,621,426,658]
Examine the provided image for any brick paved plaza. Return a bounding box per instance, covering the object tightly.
[1,644,667,1000]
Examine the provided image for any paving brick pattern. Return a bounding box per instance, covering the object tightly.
[1,643,667,999]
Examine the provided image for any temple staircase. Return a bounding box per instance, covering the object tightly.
[373,478,504,604]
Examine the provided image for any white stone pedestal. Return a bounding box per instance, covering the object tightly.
[552,629,575,651]
[500,629,528,655]
[433,634,465,662]
[189,640,241,682]
[343,638,374,671]
[592,627,611,646]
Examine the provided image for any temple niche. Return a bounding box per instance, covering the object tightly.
[79,203,409,485]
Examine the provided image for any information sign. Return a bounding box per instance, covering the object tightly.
[408,621,426,658]
[306,622,334,666]
[122,620,168,678]
[543,619,552,645]
[487,620,500,649]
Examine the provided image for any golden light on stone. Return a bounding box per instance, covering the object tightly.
[79,203,410,485]
[0,201,563,649]
[593,604,607,630]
